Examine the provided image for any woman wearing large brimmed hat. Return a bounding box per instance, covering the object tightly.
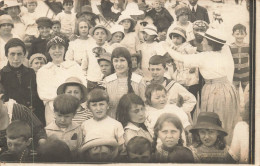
[189,112,234,163]
[166,28,239,145]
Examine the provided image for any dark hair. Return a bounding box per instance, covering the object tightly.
[111,47,134,93]
[52,20,61,26]
[206,38,224,51]
[63,0,73,5]
[6,120,31,140]
[74,17,92,36]
[127,136,152,154]
[131,53,141,64]
[232,23,247,34]
[116,93,145,127]
[87,88,109,107]
[145,84,166,106]
[191,130,226,150]
[122,19,135,33]
[148,56,166,68]
[63,83,83,94]
[153,113,184,153]
[169,33,186,43]
[53,94,80,115]
[5,38,26,57]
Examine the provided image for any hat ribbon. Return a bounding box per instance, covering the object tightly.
[205,33,226,44]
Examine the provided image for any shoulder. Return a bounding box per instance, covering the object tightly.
[131,73,143,84]
[197,5,207,11]
[104,73,117,83]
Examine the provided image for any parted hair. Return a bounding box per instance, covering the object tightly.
[53,94,80,115]
[6,120,31,140]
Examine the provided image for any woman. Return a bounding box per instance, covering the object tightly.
[166,28,239,145]
[103,47,146,119]
[37,34,86,125]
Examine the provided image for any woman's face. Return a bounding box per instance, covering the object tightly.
[38,26,51,38]
[113,57,129,75]
[128,104,146,124]
[158,121,180,148]
[0,24,13,35]
[121,19,131,31]
[198,129,219,147]
[150,90,167,109]
[78,21,89,37]
[64,85,83,101]
[49,44,65,63]
[178,14,189,25]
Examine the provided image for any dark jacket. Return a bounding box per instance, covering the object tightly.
[29,36,51,62]
[147,7,174,33]
[189,5,210,24]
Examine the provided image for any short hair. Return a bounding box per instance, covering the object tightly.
[149,55,166,68]
[53,94,80,115]
[127,136,151,154]
[5,38,26,57]
[63,83,83,94]
[6,120,31,140]
[145,84,166,106]
[87,88,109,107]
[63,0,73,5]
[52,20,61,26]
[169,33,186,43]
[232,23,247,34]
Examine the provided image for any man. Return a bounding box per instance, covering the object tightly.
[188,0,210,24]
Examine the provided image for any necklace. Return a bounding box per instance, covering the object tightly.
[19,149,26,163]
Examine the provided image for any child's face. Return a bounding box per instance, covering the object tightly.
[143,32,155,42]
[111,32,124,43]
[49,44,65,62]
[88,145,113,161]
[52,24,61,33]
[158,121,180,148]
[6,6,20,17]
[27,2,37,13]
[64,85,83,101]
[198,129,219,147]
[99,60,112,77]
[128,150,151,162]
[149,64,165,82]
[151,90,167,109]
[153,1,162,11]
[193,28,205,41]
[78,21,89,37]
[178,14,189,25]
[93,28,107,45]
[131,56,138,69]
[0,24,13,35]
[7,46,26,68]
[31,58,46,72]
[129,104,146,124]
[7,137,31,155]
[232,29,246,43]
[121,19,131,31]
[113,57,129,76]
[171,35,184,46]
[63,2,73,12]
[89,101,108,120]
[55,112,74,128]
[38,26,51,38]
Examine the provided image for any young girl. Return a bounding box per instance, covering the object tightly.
[107,24,125,53]
[65,17,93,66]
[153,113,194,162]
[103,47,146,119]
[116,93,152,145]
[189,112,233,163]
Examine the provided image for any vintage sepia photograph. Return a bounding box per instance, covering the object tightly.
[0,0,257,165]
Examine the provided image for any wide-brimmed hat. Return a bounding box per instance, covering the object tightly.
[29,53,47,65]
[190,112,227,136]
[117,14,136,27]
[169,27,187,40]
[76,5,97,18]
[2,0,22,9]
[110,24,125,38]
[198,28,227,45]
[122,2,144,17]
[89,24,112,41]
[141,24,158,36]
[175,4,190,18]
[0,15,14,27]
[98,52,112,63]
[57,77,88,103]
[193,20,209,31]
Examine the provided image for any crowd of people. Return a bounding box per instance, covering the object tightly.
[0,0,250,164]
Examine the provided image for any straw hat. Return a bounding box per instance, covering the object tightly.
[169,27,187,40]
[198,28,227,45]
[2,0,22,9]
[175,4,190,18]
[140,24,158,36]
[89,24,112,41]
[117,14,136,27]
[190,112,227,136]
[0,15,14,27]
[110,24,125,38]
[98,52,112,63]
[57,77,88,103]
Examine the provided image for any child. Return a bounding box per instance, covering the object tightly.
[153,113,194,162]
[230,23,249,92]
[55,0,76,39]
[126,136,152,163]
[97,52,113,79]
[131,53,143,76]
[29,53,47,73]
[52,20,61,34]
[116,93,153,145]
[45,94,83,156]
[57,77,93,125]
[0,121,36,162]
[109,24,125,46]
[189,112,233,163]
[81,88,125,157]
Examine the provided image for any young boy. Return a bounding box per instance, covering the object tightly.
[45,94,83,157]
[81,88,125,158]
[131,53,143,76]
[230,23,249,92]
[148,55,196,120]
[0,121,36,162]
[29,53,47,73]
[98,52,113,79]
[126,136,152,163]
[55,0,76,39]
[52,20,61,34]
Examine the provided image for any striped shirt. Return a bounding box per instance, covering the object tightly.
[72,103,93,125]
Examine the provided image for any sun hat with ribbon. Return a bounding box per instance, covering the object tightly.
[110,24,125,38]
[140,24,158,36]
[0,14,14,27]
[198,28,227,45]
[190,112,227,136]
[117,14,136,27]
[89,24,112,41]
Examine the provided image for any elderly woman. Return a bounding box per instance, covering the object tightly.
[37,34,86,125]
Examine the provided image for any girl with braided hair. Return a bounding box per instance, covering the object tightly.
[103,47,146,119]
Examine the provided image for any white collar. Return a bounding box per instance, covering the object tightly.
[124,122,142,131]
[189,4,198,11]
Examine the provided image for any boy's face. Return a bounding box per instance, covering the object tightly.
[38,26,51,38]
[121,19,131,31]
[232,29,246,43]
[7,46,26,68]
[142,32,155,42]
[171,35,184,46]
[7,137,31,155]
[111,32,124,43]
[131,56,138,69]
[99,60,112,77]
[149,64,165,82]
[198,129,219,147]
[158,121,180,148]
[63,2,73,12]
[0,24,13,35]
[178,14,189,25]
[93,28,107,45]
[128,150,151,163]
[31,58,46,72]
[78,21,89,37]
[55,112,74,128]
[89,101,108,120]
[88,145,113,161]
[64,85,83,101]
[27,2,37,13]
[153,1,162,11]
[151,90,167,109]
[52,24,61,33]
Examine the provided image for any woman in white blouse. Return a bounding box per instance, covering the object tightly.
[37,34,86,125]
[166,28,240,145]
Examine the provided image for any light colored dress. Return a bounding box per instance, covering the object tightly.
[55,11,76,38]
[120,32,140,54]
